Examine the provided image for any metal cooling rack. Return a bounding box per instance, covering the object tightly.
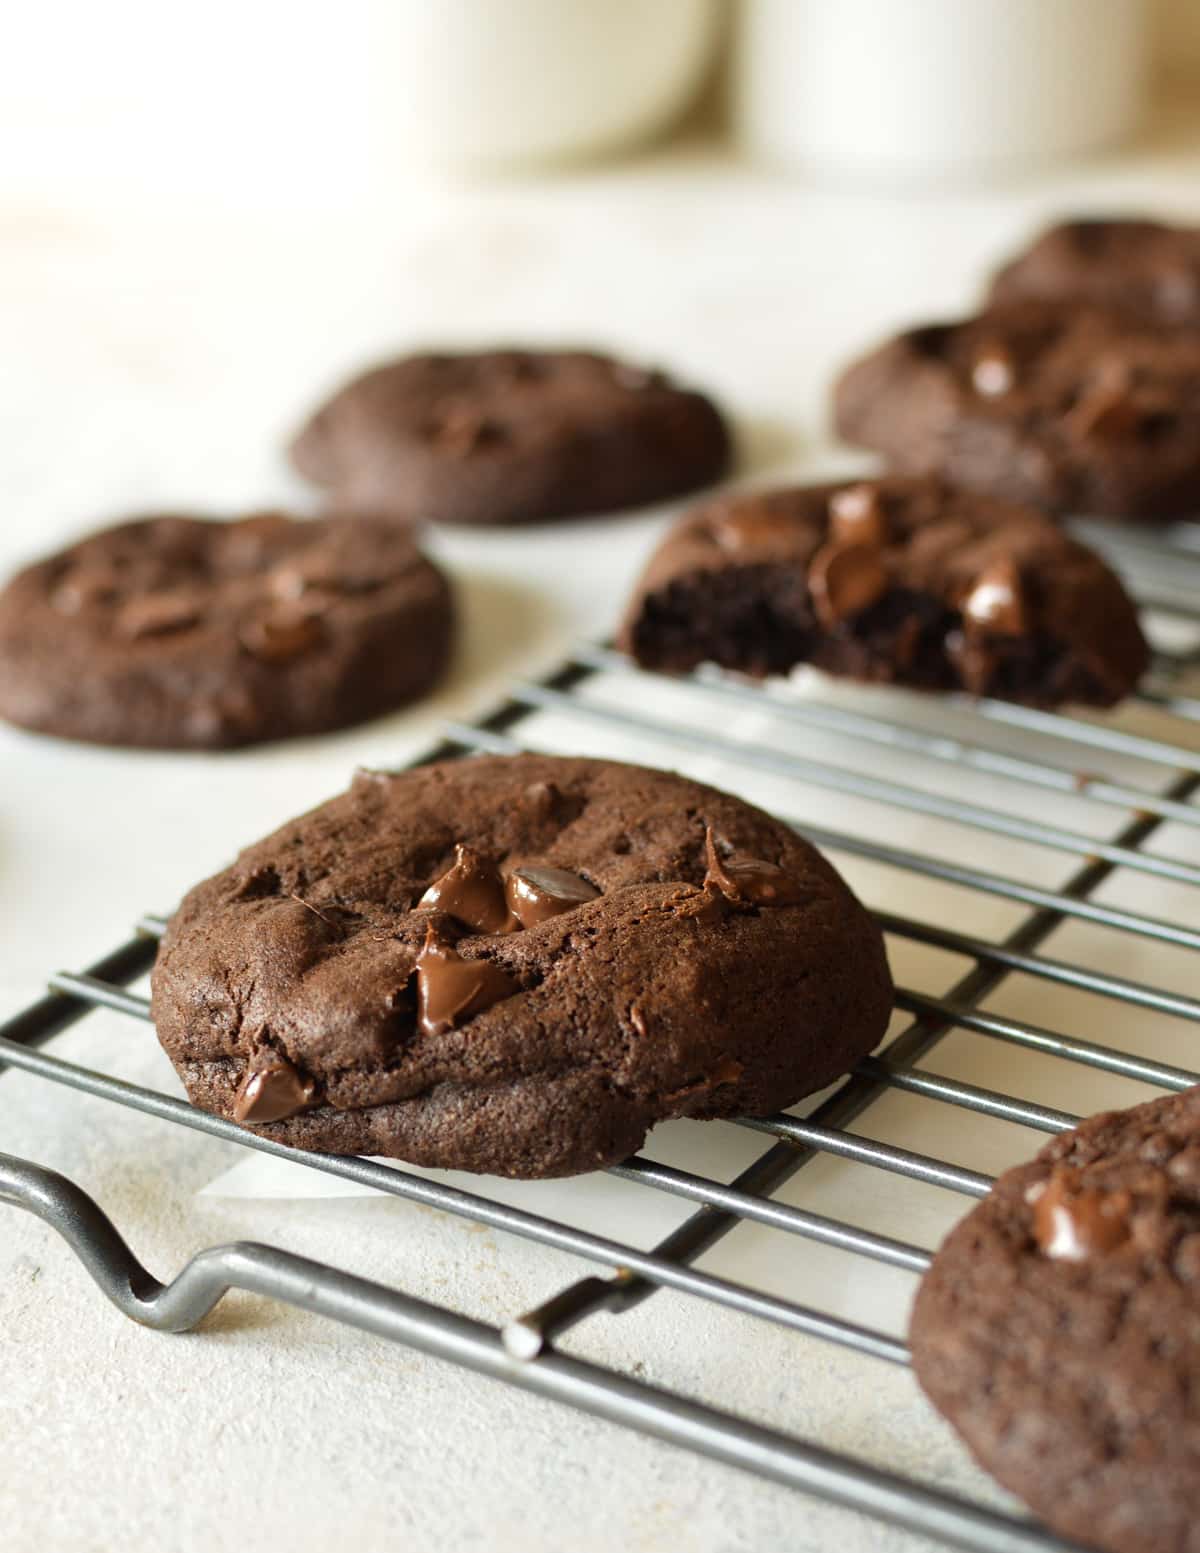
[4,521,1200,1553]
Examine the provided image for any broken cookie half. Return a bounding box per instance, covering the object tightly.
[619,475,1148,709]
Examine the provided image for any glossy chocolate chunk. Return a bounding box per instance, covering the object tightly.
[415,926,519,1037]
[970,342,1016,398]
[828,483,889,548]
[504,864,600,929]
[419,845,513,934]
[808,541,888,628]
[238,608,325,664]
[233,1057,317,1124]
[1026,1169,1133,1261]
[115,594,202,640]
[703,828,809,908]
[428,400,504,456]
[1066,384,1141,442]
[961,557,1028,636]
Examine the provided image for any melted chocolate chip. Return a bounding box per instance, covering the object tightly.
[238,608,325,663]
[703,828,809,907]
[808,541,888,627]
[1066,386,1141,441]
[670,882,727,925]
[419,845,514,934]
[971,343,1017,398]
[415,926,519,1037]
[522,780,562,821]
[430,401,503,455]
[1026,1168,1133,1261]
[116,594,202,640]
[710,503,790,552]
[51,567,121,615]
[233,1057,317,1124]
[505,864,600,929]
[961,557,1029,636]
[828,484,889,548]
[664,1056,745,1106]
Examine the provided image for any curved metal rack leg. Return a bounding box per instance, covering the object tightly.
[0,1153,1081,1553]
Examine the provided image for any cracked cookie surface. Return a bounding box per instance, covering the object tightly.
[289,348,731,527]
[150,754,893,1178]
[833,300,1200,520]
[911,1086,1200,1553]
[619,476,1147,708]
[0,511,453,748]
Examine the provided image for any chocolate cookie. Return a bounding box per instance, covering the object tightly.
[833,300,1200,520]
[289,348,731,526]
[911,1086,1200,1553]
[150,754,892,1178]
[619,476,1147,708]
[0,512,453,749]
[989,217,1200,322]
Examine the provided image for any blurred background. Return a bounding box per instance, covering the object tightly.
[2,0,1199,204]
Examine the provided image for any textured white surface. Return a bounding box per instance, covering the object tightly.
[4,111,1200,1553]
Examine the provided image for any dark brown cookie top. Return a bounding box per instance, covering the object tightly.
[150,754,893,1178]
[989,217,1200,321]
[0,512,453,749]
[833,299,1200,519]
[619,475,1148,707]
[910,1087,1200,1553]
[289,348,731,527]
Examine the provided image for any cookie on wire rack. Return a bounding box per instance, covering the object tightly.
[619,474,1147,708]
[911,1085,1200,1553]
[833,300,1200,521]
[151,753,893,1178]
[988,216,1200,323]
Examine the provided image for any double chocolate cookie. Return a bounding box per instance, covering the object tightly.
[289,348,731,526]
[911,1086,1200,1553]
[619,476,1147,708]
[0,512,453,749]
[150,754,893,1178]
[833,300,1200,520]
[989,217,1200,323]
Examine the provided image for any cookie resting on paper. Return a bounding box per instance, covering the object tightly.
[0,512,453,749]
[289,348,731,527]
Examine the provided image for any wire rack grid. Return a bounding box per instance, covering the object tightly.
[3,520,1200,1553]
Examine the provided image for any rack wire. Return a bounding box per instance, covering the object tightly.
[3,519,1200,1553]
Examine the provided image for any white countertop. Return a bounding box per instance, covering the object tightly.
[4,109,1200,1553]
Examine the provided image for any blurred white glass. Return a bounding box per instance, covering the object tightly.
[373,0,723,170]
[735,0,1150,181]
[0,0,720,208]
